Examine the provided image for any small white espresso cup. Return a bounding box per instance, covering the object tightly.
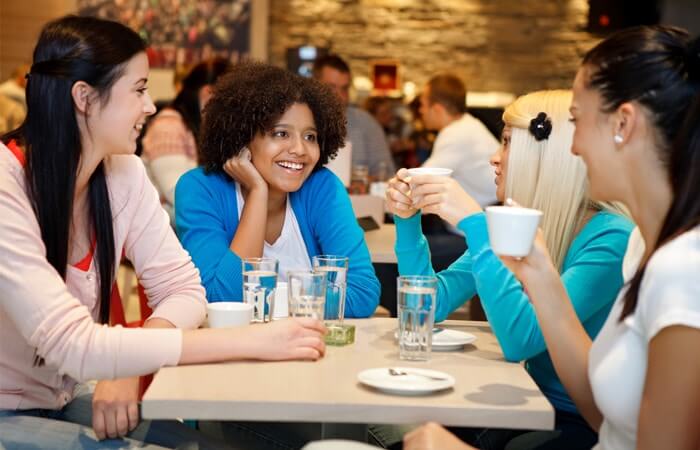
[406,167,454,177]
[486,206,543,257]
[273,282,289,319]
[207,302,254,328]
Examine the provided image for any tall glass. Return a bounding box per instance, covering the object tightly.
[397,275,437,361]
[313,255,354,345]
[242,257,278,323]
[287,271,326,320]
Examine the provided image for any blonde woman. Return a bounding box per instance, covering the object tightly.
[383,90,633,449]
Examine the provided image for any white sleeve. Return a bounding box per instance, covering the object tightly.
[638,228,700,341]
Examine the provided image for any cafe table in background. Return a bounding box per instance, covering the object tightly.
[142,318,554,442]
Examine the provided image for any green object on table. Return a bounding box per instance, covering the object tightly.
[325,323,355,346]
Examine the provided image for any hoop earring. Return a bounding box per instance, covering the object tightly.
[613,135,623,144]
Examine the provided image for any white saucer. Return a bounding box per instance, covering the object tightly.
[357,367,455,396]
[394,328,477,351]
[433,329,477,351]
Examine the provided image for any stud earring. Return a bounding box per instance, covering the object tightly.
[613,135,623,144]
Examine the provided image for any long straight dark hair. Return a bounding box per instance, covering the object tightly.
[582,26,700,320]
[2,15,146,324]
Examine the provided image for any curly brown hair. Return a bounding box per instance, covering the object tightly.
[199,61,346,173]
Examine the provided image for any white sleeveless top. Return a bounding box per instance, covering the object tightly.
[235,184,311,281]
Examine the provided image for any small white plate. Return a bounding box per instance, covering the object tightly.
[433,329,477,351]
[358,367,455,396]
[393,328,477,351]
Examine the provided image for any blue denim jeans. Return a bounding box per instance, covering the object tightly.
[0,383,235,450]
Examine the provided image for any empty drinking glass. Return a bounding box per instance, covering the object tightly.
[397,275,437,361]
[287,271,326,320]
[242,257,278,323]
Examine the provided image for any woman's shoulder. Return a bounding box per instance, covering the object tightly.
[646,226,700,280]
[636,226,700,336]
[299,167,343,192]
[175,166,235,206]
[568,210,634,260]
[589,210,635,232]
[0,141,26,193]
[177,166,228,188]
[578,210,634,244]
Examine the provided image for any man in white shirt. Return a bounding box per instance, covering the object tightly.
[420,74,498,207]
[313,55,395,180]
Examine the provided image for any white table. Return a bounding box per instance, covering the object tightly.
[142,318,554,437]
[364,224,397,264]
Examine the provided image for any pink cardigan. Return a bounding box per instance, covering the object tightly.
[0,143,207,410]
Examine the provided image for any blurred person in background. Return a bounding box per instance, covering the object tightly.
[141,58,231,222]
[365,96,418,170]
[0,63,29,111]
[419,73,498,208]
[313,54,396,180]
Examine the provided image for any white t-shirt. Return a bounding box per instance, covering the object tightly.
[589,226,700,450]
[235,184,311,281]
[422,113,499,208]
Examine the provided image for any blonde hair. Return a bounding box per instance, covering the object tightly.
[502,90,626,270]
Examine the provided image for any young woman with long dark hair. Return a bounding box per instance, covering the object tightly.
[0,15,325,449]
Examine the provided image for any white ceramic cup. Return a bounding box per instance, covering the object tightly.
[207,302,254,328]
[273,282,289,319]
[406,167,453,177]
[486,206,543,257]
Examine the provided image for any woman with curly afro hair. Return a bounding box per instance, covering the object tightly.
[175,62,380,318]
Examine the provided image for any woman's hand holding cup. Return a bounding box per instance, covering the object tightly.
[385,168,418,219]
[408,171,482,226]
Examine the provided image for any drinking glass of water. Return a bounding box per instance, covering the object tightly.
[242,257,278,323]
[312,255,354,345]
[287,271,326,320]
[397,275,437,361]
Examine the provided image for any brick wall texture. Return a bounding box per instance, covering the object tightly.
[268,0,601,96]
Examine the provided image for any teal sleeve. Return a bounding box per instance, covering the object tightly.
[308,172,380,318]
[175,170,243,302]
[461,212,631,362]
[394,213,477,322]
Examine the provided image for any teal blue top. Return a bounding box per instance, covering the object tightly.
[395,211,633,413]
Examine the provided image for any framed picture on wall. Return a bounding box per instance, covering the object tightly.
[76,0,268,69]
[370,59,400,96]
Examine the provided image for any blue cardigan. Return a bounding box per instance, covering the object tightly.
[175,167,380,318]
[395,211,633,413]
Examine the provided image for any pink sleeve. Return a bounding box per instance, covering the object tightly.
[115,156,207,329]
[0,155,182,382]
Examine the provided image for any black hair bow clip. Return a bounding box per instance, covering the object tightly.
[529,112,552,141]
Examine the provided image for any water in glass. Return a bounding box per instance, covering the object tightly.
[243,270,277,322]
[397,285,436,361]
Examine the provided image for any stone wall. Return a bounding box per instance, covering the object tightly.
[268,0,601,96]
